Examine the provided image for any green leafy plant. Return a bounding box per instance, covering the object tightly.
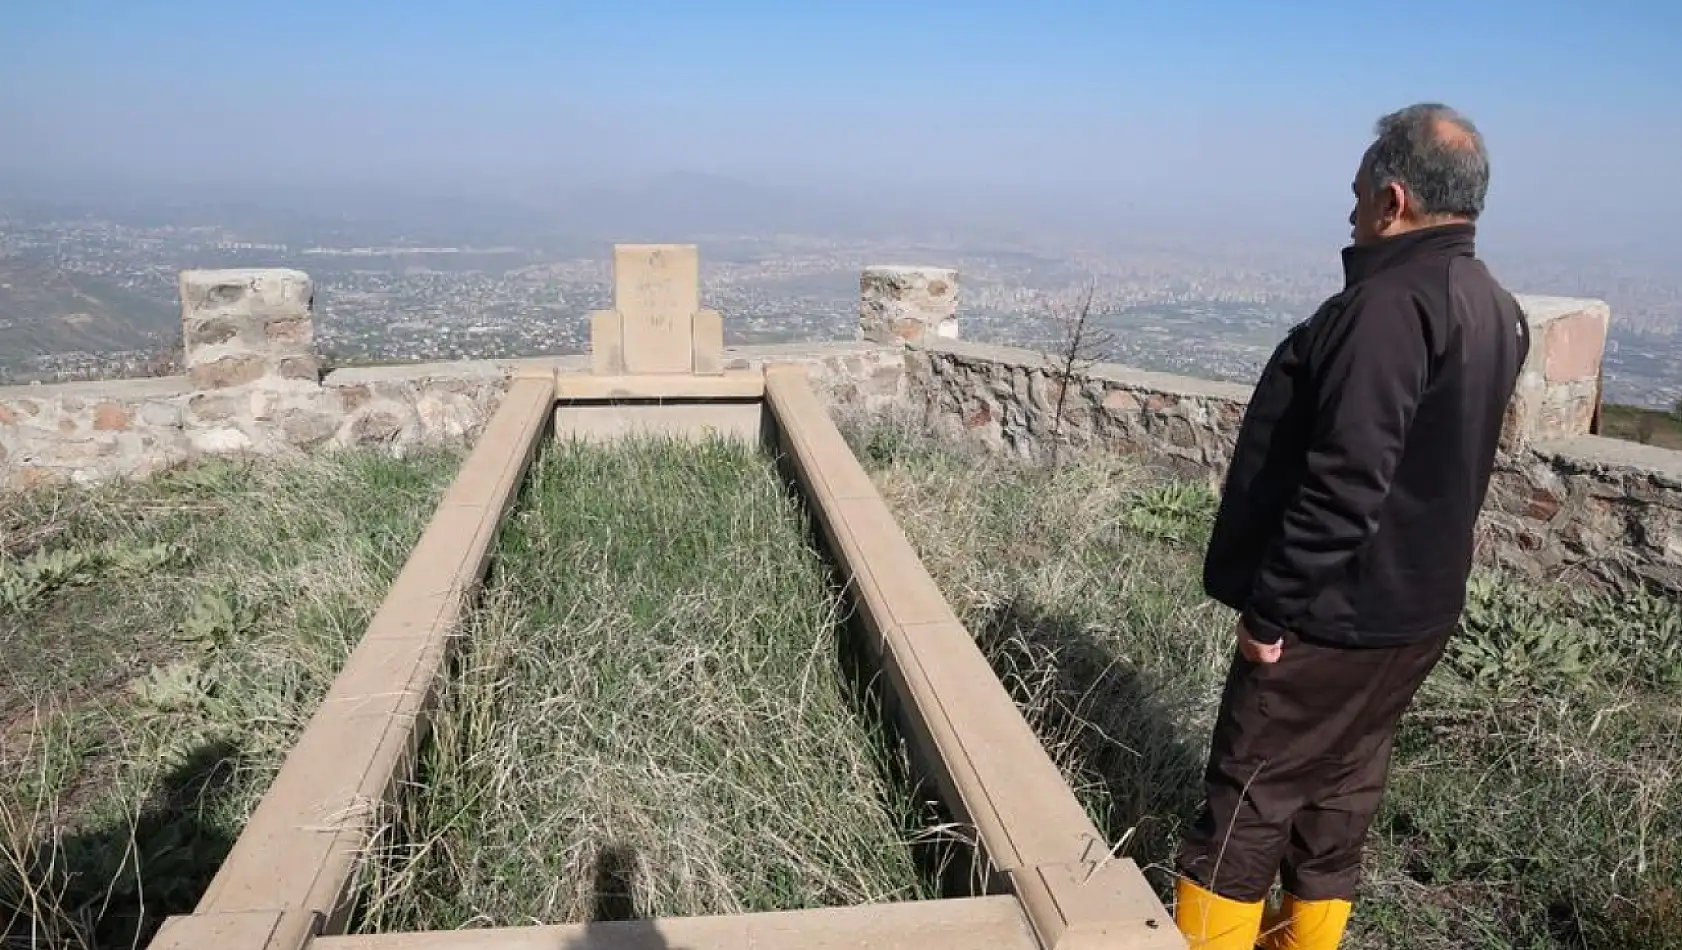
[1123,481,1216,545]
[129,661,211,714]
[175,590,257,655]
[1575,586,1682,689]
[1449,575,1607,694]
[0,541,185,613]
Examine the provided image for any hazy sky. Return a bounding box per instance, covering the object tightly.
[3,0,1679,249]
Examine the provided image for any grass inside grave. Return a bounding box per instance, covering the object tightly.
[353,435,937,931]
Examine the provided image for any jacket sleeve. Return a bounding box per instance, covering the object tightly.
[1240,288,1433,644]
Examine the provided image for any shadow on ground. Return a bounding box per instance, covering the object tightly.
[562,842,681,950]
[1,739,242,950]
[974,594,1207,895]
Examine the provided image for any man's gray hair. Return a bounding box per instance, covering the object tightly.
[1363,103,1489,220]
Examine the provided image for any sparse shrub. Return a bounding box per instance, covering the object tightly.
[1,450,460,950]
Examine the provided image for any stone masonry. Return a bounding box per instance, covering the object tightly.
[1483,437,1682,592]
[0,268,907,490]
[860,266,960,345]
[181,268,321,390]
[904,293,1679,596]
[906,340,1249,477]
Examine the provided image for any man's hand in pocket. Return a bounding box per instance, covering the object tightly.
[1236,618,1283,664]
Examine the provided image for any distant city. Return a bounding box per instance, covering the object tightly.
[1,192,1679,411]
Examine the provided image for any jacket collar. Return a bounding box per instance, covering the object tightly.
[1341,222,1477,287]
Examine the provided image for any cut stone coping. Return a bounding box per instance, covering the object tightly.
[1539,434,1682,486]
[0,373,194,402]
[917,339,1254,404]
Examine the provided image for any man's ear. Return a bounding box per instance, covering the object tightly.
[1382,181,1408,227]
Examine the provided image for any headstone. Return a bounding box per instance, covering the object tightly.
[589,244,724,375]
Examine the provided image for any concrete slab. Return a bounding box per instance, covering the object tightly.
[554,402,765,444]
[764,365,883,503]
[1011,861,1182,950]
[315,896,1037,950]
[589,311,626,375]
[148,911,319,950]
[693,308,725,375]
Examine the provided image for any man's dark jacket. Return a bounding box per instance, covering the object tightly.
[1203,223,1530,648]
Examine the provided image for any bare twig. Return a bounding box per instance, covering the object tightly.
[1040,279,1113,471]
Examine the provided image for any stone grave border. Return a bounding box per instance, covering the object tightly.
[146,245,1183,950]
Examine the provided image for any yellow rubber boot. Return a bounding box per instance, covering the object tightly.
[1173,877,1264,949]
[1258,893,1353,950]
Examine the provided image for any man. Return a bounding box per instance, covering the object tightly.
[1172,103,1530,950]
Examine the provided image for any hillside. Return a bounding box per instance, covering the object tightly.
[0,258,176,360]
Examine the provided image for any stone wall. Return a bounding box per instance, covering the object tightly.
[1484,437,1682,592]
[0,344,904,490]
[901,299,1682,596]
[0,264,908,490]
[0,363,507,489]
[905,340,1250,475]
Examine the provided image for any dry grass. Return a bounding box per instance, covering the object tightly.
[839,404,1682,950]
[0,450,462,949]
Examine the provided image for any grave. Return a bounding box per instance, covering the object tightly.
[148,243,1184,950]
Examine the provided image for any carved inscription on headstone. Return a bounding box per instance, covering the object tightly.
[617,244,698,374]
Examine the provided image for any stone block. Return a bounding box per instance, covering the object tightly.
[92,403,132,431]
[1502,295,1610,452]
[179,268,318,391]
[589,310,625,375]
[860,265,960,344]
[615,243,699,374]
[693,308,725,374]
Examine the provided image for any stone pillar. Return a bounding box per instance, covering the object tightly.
[860,266,959,344]
[1501,295,1611,452]
[180,268,319,390]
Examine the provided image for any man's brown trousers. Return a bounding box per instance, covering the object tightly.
[1175,626,1453,903]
